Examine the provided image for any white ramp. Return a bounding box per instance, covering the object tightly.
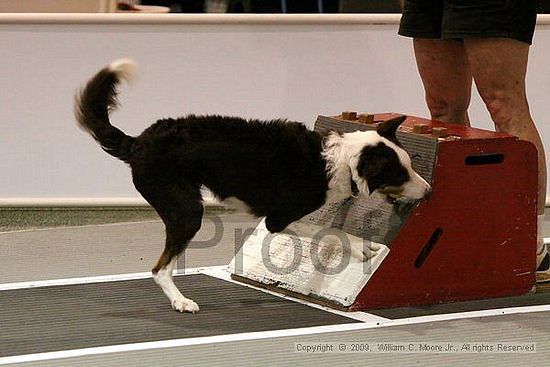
[230,219,389,307]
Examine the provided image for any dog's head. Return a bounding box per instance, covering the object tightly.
[324,115,431,203]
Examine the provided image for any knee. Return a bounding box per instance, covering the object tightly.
[483,93,525,131]
[167,217,202,243]
[425,95,470,124]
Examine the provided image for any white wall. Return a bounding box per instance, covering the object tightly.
[1,14,549,202]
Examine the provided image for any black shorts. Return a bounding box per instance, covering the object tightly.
[399,0,537,45]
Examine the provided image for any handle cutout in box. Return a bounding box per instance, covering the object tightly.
[414,228,443,268]
[465,154,505,166]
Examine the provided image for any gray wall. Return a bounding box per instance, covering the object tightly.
[1,15,549,201]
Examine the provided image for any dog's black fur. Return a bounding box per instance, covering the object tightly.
[136,115,330,236]
[76,64,337,273]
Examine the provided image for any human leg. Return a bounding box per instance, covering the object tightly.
[464,37,548,278]
[464,38,546,215]
[412,38,473,125]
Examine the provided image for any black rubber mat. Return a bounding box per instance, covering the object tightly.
[0,274,359,357]
[370,291,550,319]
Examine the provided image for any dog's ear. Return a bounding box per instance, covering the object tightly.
[358,141,412,196]
[358,153,388,195]
[376,115,406,145]
[358,151,388,178]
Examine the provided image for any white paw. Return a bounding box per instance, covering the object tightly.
[354,242,384,260]
[367,242,383,252]
[349,245,369,262]
[171,297,200,313]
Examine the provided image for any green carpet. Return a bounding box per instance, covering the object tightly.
[0,208,160,232]
[0,205,232,233]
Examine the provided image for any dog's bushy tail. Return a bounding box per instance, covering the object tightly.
[74,59,137,163]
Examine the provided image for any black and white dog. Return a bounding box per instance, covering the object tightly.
[75,59,430,313]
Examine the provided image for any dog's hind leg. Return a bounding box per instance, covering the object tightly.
[153,256,199,313]
[153,199,203,313]
[135,180,204,313]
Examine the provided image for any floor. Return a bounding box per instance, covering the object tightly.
[1,209,549,366]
